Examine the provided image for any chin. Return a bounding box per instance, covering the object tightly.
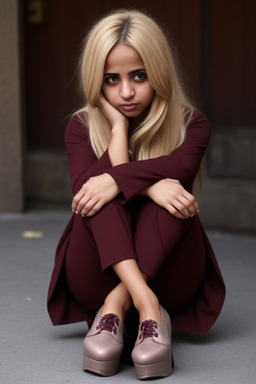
[124,111,141,118]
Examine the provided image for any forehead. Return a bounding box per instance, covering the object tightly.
[104,44,144,72]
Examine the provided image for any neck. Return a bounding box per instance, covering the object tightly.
[128,107,150,133]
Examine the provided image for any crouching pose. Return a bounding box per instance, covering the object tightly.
[47,9,225,379]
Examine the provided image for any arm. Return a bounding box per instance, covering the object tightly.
[97,92,129,166]
[140,178,199,219]
[65,114,113,196]
[106,111,211,202]
[71,95,130,216]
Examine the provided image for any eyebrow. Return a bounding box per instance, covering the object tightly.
[104,68,146,77]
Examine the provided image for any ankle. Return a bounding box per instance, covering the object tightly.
[101,295,131,323]
[134,290,161,324]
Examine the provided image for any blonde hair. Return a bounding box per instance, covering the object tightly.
[78,9,195,160]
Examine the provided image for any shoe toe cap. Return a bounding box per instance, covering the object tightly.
[132,339,171,365]
[84,333,123,361]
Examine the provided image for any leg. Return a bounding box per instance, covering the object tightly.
[65,199,139,320]
[81,199,172,378]
[134,198,206,312]
[112,259,162,324]
[64,213,117,311]
[96,199,164,324]
[134,198,188,279]
[101,281,132,323]
[101,264,156,323]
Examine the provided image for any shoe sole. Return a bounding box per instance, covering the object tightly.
[83,354,120,376]
[134,354,173,379]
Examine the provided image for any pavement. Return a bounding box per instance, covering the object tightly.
[0,210,256,384]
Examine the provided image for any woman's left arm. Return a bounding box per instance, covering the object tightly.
[140,178,199,219]
[106,111,211,202]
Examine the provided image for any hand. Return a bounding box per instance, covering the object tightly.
[71,173,120,217]
[142,178,199,219]
[97,92,129,130]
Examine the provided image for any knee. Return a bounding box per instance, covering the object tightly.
[137,198,179,227]
[73,198,125,221]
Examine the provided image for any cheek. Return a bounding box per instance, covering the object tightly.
[102,87,116,104]
[143,85,154,105]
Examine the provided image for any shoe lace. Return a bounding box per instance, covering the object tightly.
[96,314,119,334]
[139,320,158,340]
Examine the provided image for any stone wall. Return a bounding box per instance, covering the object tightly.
[0,0,255,233]
[25,125,256,232]
[0,0,24,211]
[197,126,256,232]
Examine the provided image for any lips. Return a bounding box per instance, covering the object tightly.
[120,104,138,111]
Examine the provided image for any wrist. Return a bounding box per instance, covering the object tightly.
[138,185,151,197]
[111,121,129,133]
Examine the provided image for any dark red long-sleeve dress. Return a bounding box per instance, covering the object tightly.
[47,111,225,336]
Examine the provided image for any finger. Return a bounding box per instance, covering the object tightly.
[72,181,97,213]
[97,93,110,113]
[72,193,84,213]
[173,187,199,212]
[165,204,187,219]
[96,92,104,107]
[181,194,200,216]
[183,190,199,209]
[79,197,97,216]
[86,201,103,217]
[177,195,198,217]
[73,193,94,214]
[172,200,191,218]
[169,183,199,212]
[166,192,192,218]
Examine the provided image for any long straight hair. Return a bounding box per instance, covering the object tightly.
[78,9,195,160]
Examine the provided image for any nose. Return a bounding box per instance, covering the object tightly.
[120,81,135,99]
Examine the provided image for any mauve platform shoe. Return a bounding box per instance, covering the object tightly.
[131,305,173,379]
[83,306,124,376]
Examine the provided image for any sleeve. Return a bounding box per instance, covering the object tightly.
[106,111,211,202]
[65,114,113,195]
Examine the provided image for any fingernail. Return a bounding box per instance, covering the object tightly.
[75,210,79,214]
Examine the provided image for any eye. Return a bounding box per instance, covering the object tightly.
[134,71,147,82]
[104,75,120,85]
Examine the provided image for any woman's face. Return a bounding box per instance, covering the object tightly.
[102,44,154,121]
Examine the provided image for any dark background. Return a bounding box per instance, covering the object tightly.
[22,0,256,150]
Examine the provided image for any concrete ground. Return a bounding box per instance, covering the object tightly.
[0,210,256,384]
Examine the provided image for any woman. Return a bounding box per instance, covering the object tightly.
[47,9,225,379]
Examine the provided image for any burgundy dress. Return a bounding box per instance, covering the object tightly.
[47,111,225,336]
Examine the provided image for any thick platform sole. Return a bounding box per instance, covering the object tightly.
[134,354,173,380]
[83,354,120,377]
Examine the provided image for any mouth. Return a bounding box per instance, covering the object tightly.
[120,104,138,111]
